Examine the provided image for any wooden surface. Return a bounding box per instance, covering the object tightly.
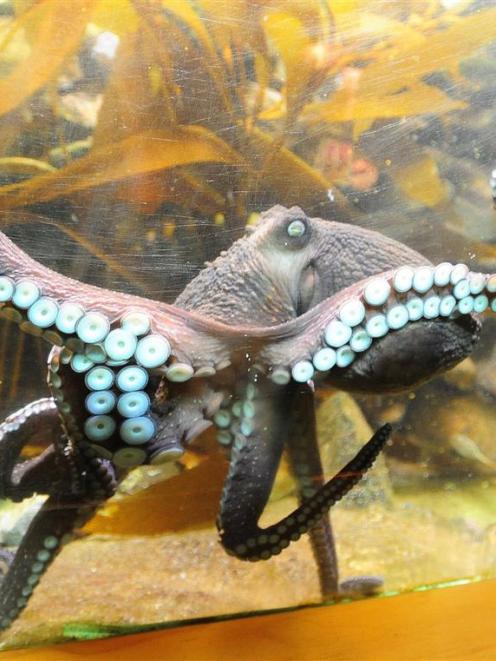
[2,579,495,661]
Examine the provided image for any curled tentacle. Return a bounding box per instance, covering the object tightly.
[216,380,289,555]
[260,265,495,388]
[0,352,120,627]
[10,447,61,503]
[0,495,99,630]
[216,374,392,560]
[0,399,61,501]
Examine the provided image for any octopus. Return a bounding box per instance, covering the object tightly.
[0,204,494,631]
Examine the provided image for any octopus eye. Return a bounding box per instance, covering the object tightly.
[287,219,306,238]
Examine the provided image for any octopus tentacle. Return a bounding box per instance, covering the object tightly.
[219,421,391,560]
[0,352,119,627]
[261,265,496,380]
[147,381,222,464]
[47,349,119,485]
[284,383,339,596]
[217,380,289,556]
[3,231,493,386]
[0,495,100,630]
[10,447,61,502]
[0,399,61,501]
[217,377,392,560]
[0,230,234,373]
[283,385,383,598]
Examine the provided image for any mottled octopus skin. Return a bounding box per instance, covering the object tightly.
[0,204,493,630]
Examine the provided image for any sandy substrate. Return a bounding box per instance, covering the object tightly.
[1,490,494,650]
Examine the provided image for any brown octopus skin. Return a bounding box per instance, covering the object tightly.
[0,205,493,629]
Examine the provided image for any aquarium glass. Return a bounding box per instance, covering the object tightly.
[0,0,495,650]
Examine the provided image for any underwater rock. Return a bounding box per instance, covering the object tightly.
[360,352,496,482]
[0,497,43,547]
[382,386,496,485]
[476,343,496,397]
[316,391,393,507]
[269,391,394,505]
[414,395,496,475]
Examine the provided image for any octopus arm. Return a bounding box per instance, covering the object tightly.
[217,377,391,561]
[0,230,236,369]
[0,351,119,629]
[0,495,99,629]
[217,376,391,561]
[284,383,339,596]
[259,266,495,386]
[0,398,61,501]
